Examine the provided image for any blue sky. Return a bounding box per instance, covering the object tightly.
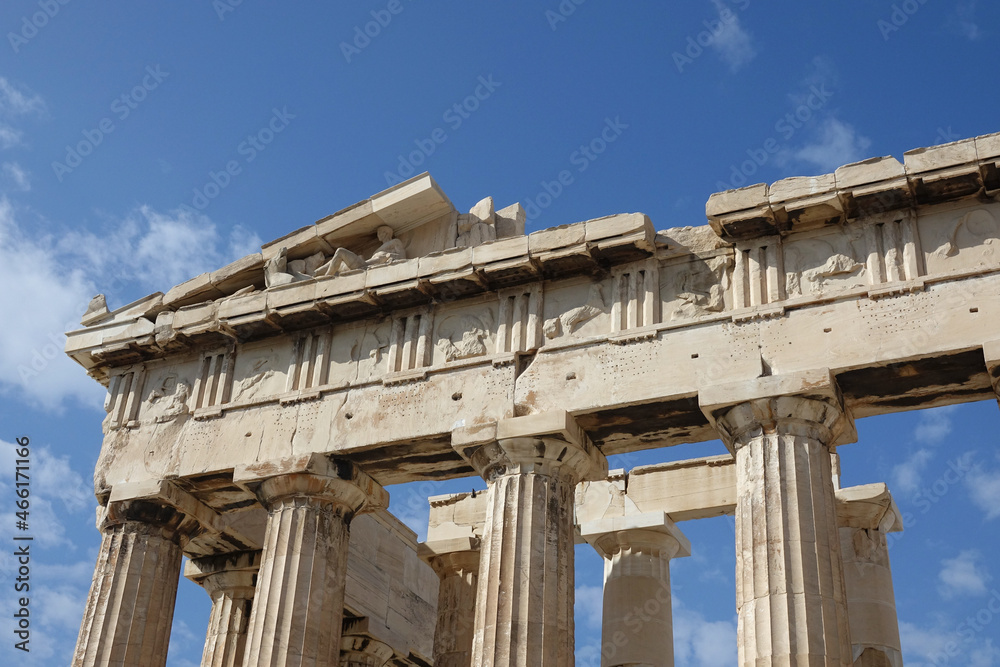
[0,1,998,665]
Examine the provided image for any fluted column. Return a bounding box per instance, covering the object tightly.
[185,551,261,667]
[836,484,904,667]
[339,635,394,666]
[701,369,856,667]
[581,513,691,667]
[420,539,481,667]
[454,412,608,667]
[73,501,189,667]
[234,455,388,667]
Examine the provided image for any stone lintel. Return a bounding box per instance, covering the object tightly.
[836,483,903,533]
[698,368,857,453]
[579,511,691,560]
[234,453,389,513]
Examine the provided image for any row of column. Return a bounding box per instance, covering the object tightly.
[426,371,905,667]
[72,456,393,667]
[74,369,904,667]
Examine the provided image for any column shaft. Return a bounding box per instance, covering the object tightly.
[473,466,577,666]
[428,551,480,667]
[581,517,690,667]
[836,485,904,667]
[234,457,387,667]
[73,520,182,667]
[243,494,352,666]
[187,552,261,667]
[733,430,850,665]
[702,373,856,667]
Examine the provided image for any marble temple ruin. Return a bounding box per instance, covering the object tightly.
[65,132,1000,666]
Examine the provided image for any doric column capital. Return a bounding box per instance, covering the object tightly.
[184,550,261,596]
[234,453,388,518]
[699,368,856,453]
[102,479,238,546]
[836,483,903,533]
[419,539,481,578]
[580,512,691,561]
[339,635,394,667]
[453,411,607,483]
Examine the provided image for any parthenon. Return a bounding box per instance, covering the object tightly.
[67,132,1000,666]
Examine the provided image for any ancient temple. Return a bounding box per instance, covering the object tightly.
[66,132,1000,666]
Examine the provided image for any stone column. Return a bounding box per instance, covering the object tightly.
[234,454,388,667]
[580,513,691,667]
[420,537,482,667]
[453,412,608,667]
[185,551,261,667]
[836,484,904,667]
[73,500,190,667]
[339,635,394,666]
[701,369,857,667]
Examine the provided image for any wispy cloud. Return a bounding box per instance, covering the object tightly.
[965,457,1000,520]
[938,550,991,599]
[673,597,737,666]
[708,0,756,72]
[793,118,872,173]
[890,406,960,497]
[950,0,982,41]
[0,198,262,410]
[0,77,45,150]
[0,439,95,665]
[2,161,30,191]
[892,448,934,497]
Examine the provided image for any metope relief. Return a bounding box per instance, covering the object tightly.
[783,230,866,298]
[142,373,191,424]
[922,207,1000,275]
[542,281,609,341]
[436,309,496,363]
[662,254,733,321]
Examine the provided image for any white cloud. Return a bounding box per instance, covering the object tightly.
[672,597,737,667]
[951,1,982,41]
[0,77,45,151]
[2,161,30,191]
[708,0,756,72]
[892,448,933,498]
[938,550,991,599]
[914,405,959,446]
[0,438,95,666]
[966,459,1000,520]
[794,118,872,173]
[0,77,46,117]
[889,406,961,497]
[0,198,263,411]
[575,584,604,631]
[900,620,1000,667]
